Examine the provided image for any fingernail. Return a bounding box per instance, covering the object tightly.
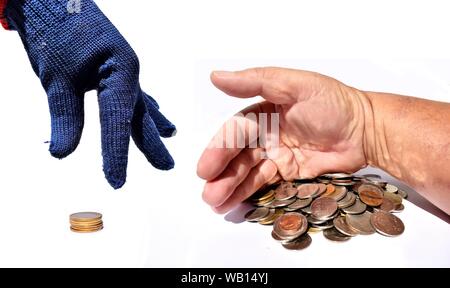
[212,71,234,78]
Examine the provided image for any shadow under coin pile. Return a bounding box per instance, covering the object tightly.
[245,173,407,250]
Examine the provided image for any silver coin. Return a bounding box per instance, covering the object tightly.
[297,183,319,199]
[364,178,387,187]
[274,187,298,201]
[331,180,357,186]
[342,199,367,215]
[385,184,399,193]
[333,216,359,237]
[311,197,338,220]
[328,186,348,201]
[301,205,312,214]
[337,192,357,209]
[286,198,312,211]
[322,173,353,179]
[361,173,381,179]
[397,189,408,199]
[307,215,328,225]
[346,211,375,235]
[282,233,312,250]
[271,230,284,241]
[323,227,351,242]
[244,207,270,222]
[270,198,297,208]
[311,220,334,230]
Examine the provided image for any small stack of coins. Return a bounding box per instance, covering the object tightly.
[70,212,103,233]
[245,173,407,250]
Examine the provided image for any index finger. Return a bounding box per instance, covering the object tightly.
[197,101,275,181]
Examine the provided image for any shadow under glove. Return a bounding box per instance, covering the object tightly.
[3,0,176,188]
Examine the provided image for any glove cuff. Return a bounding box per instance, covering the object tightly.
[0,0,9,29]
[3,0,98,36]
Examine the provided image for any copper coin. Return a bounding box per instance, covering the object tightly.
[379,197,395,212]
[333,216,359,237]
[342,199,367,215]
[286,198,313,211]
[358,183,384,206]
[244,207,270,222]
[323,227,351,242]
[392,203,405,213]
[371,210,405,237]
[337,192,356,209]
[282,233,312,250]
[273,213,308,239]
[297,184,319,199]
[346,211,375,235]
[322,184,336,197]
[384,192,402,206]
[311,197,338,220]
[274,187,298,201]
[314,183,328,197]
[277,181,295,190]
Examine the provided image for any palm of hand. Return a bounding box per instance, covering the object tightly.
[269,80,367,180]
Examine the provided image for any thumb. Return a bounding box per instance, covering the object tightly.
[210,67,318,104]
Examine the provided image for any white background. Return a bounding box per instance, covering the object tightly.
[0,0,449,267]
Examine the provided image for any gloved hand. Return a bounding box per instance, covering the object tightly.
[2,0,176,188]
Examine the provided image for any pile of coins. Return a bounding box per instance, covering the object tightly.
[70,212,104,233]
[245,173,407,250]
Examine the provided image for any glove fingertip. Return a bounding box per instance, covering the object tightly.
[104,170,127,190]
[159,124,177,138]
[157,153,175,170]
[49,142,77,159]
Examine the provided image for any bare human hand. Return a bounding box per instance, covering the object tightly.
[197,67,373,213]
[197,67,450,215]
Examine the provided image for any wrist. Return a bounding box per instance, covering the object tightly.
[361,90,402,178]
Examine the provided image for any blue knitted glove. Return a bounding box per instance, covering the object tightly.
[3,0,176,188]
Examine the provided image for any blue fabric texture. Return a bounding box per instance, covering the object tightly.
[4,0,176,188]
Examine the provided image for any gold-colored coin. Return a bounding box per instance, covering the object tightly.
[70,226,103,233]
[252,190,275,203]
[259,209,284,225]
[70,221,104,228]
[70,219,103,225]
[384,192,402,206]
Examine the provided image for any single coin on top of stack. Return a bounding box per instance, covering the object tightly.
[70,212,103,233]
